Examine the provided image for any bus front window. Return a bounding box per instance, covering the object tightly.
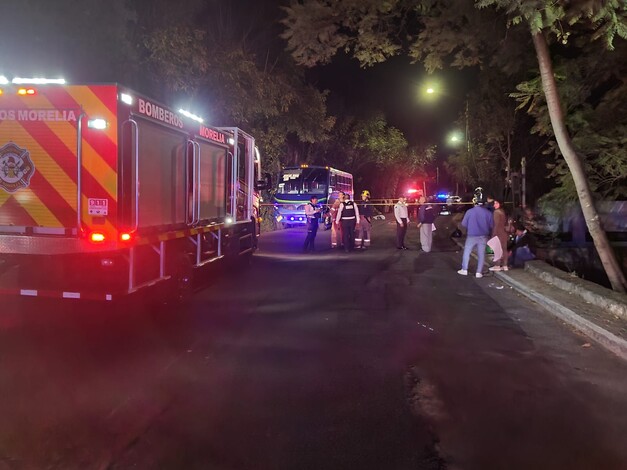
[277,168,327,195]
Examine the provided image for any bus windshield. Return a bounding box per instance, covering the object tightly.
[277,168,328,195]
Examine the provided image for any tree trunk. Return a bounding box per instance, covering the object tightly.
[532,31,626,292]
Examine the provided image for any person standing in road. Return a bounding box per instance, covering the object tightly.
[356,190,373,249]
[330,192,344,249]
[489,198,509,271]
[417,196,437,252]
[336,192,360,252]
[394,196,410,250]
[458,196,493,278]
[303,196,321,252]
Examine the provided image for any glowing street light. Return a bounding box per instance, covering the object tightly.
[447,130,464,147]
[426,87,435,94]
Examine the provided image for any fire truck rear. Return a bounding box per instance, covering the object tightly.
[0,78,268,301]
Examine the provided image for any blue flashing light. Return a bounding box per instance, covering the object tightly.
[290,217,295,221]
[437,193,449,200]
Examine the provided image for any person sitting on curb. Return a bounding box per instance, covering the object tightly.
[509,223,536,268]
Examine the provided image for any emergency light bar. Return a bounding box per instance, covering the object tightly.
[0,76,8,85]
[178,108,204,123]
[12,77,66,85]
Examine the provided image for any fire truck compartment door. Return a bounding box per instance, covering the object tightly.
[0,117,78,232]
[136,120,187,228]
[197,141,227,221]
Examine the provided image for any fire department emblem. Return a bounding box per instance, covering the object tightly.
[0,142,36,193]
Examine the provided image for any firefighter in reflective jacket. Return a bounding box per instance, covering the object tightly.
[330,192,344,248]
[356,190,373,249]
[303,196,321,252]
[336,192,360,252]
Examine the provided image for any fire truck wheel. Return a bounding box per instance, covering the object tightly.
[173,255,194,304]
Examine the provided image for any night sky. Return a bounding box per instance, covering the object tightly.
[0,0,471,156]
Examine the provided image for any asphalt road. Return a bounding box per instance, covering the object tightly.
[1,219,627,470]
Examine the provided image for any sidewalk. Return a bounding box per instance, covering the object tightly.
[452,237,627,361]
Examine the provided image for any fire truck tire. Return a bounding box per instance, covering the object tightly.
[172,254,194,304]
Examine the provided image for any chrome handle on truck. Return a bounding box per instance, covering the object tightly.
[193,141,201,225]
[76,113,85,234]
[129,119,139,232]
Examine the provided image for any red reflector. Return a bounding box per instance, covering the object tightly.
[120,232,132,242]
[90,232,106,243]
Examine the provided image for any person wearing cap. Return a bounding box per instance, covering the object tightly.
[394,195,410,250]
[417,196,437,252]
[330,192,344,249]
[336,192,360,252]
[303,195,321,252]
[356,190,373,249]
[457,194,493,278]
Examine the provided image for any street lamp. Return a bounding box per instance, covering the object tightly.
[447,130,464,147]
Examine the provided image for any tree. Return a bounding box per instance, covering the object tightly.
[282,0,627,292]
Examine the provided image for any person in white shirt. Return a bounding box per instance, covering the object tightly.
[394,196,409,250]
[335,193,360,252]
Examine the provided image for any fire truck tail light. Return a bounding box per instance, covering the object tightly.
[120,232,132,242]
[87,118,108,130]
[120,93,133,105]
[18,88,37,96]
[90,232,106,243]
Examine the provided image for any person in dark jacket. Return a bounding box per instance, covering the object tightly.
[336,192,360,252]
[417,196,437,252]
[303,196,321,252]
[508,223,536,268]
[356,190,373,249]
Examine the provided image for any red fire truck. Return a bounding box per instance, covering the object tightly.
[0,78,269,301]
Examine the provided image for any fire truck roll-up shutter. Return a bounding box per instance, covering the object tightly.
[0,85,119,242]
[0,110,79,234]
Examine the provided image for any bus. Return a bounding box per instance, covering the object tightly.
[274,165,353,229]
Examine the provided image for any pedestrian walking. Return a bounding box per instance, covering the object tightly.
[303,196,321,252]
[330,192,344,249]
[488,199,509,271]
[458,194,493,278]
[394,196,410,250]
[356,190,373,249]
[417,196,437,252]
[336,192,360,252]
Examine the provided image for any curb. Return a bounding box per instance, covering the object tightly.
[495,271,627,361]
[525,261,627,320]
[451,237,627,361]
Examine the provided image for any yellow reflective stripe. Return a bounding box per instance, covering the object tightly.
[0,192,10,209]
[28,93,117,200]
[12,189,62,227]
[0,120,77,209]
[65,86,117,142]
